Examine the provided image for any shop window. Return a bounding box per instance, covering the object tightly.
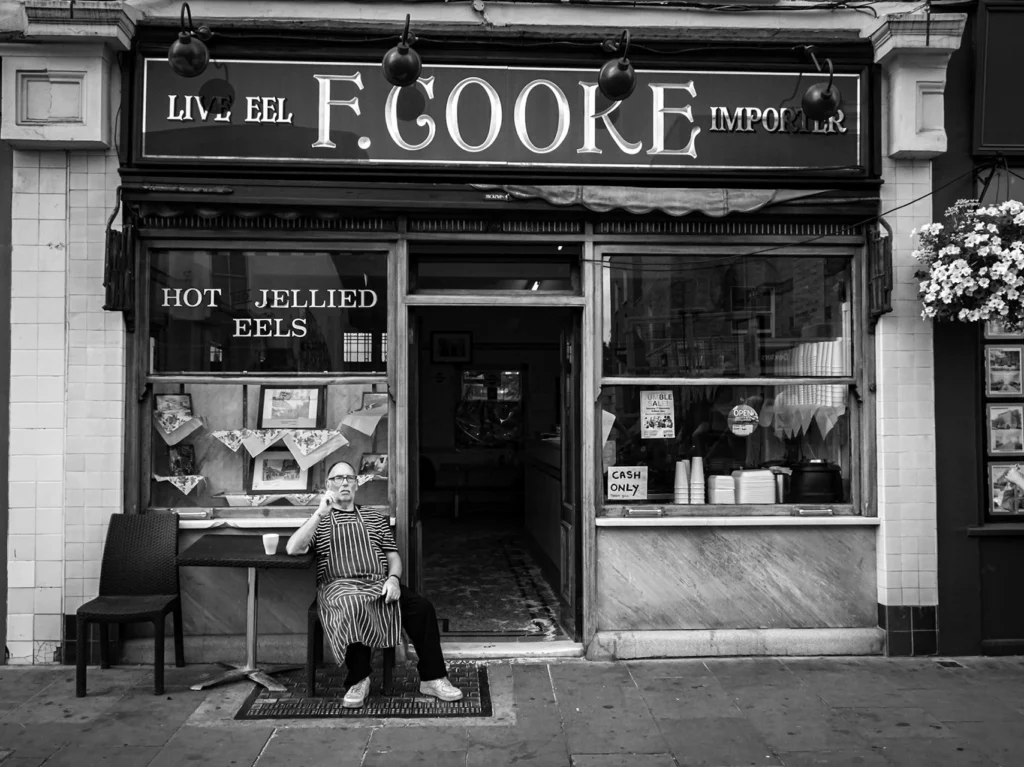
[600,251,860,513]
[149,248,387,373]
[148,382,391,514]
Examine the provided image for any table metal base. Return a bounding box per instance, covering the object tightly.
[190,661,303,693]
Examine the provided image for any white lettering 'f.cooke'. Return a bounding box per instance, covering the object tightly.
[312,73,363,149]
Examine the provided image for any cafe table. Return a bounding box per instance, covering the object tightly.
[177,533,314,692]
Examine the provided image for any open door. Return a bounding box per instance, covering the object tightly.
[559,312,583,638]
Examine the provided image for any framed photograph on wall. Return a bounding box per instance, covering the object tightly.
[985,346,1024,397]
[155,393,193,414]
[257,385,325,429]
[985,319,1024,339]
[358,453,389,480]
[168,445,196,476]
[249,449,311,493]
[989,463,1024,515]
[988,404,1024,454]
[362,391,389,410]
[431,332,472,363]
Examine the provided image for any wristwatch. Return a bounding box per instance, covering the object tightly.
[387,574,400,583]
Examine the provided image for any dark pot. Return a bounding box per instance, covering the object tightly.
[789,459,843,503]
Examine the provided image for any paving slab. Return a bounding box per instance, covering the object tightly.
[745,711,872,753]
[146,725,274,767]
[656,715,783,767]
[625,660,714,681]
[2,669,144,725]
[836,707,952,740]
[775,749,890,767]
[637,675,744,719]
[944,720,1024,767]
[0,723,84,758]
[704,658,797,690]
[571,755,677,767]
[467,740,571,767]
[253,727,371,766]
[33,745,162,767]
[874,737,1002,767]
[558,682,668,754]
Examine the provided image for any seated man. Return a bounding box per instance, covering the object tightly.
[287,460,463,708]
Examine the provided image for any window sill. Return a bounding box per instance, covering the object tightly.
[967,524,1024,537]
[596,516,879,528]
[601,503,857,517]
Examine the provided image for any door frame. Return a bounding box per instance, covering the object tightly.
[395,245,593,646]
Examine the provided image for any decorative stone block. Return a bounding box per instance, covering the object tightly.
[0,44,113,149]
[867,12,968,160]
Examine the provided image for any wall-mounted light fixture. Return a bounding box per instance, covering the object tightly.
[801,46,841,123]
[168,3,213,78]
[382,14,422,87]
[598,30,636,102]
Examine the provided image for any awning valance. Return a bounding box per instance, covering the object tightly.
[471,185,828,217]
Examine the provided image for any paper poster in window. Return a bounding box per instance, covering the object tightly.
[640,390,675,439]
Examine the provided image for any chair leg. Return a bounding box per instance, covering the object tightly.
[153,616,165,696]
[98,623,110,669]
[383,647,395,696]
[75,616,87,698]
[306,608,317,697]
[172,602,185,668]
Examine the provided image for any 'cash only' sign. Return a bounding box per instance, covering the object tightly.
[140,59,863,172]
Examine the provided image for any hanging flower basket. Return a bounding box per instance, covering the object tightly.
[915,199,1024,330]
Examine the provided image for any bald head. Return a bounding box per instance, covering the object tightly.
[327,461,356,478]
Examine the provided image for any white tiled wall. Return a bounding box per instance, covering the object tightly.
[6,148,124,664]
[874,148,939,604]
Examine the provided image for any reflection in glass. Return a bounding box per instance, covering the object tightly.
[150,249,387,373]
[602,253,852,378]
[600,384,850,504]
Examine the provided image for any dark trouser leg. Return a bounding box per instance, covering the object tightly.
[344,643,373,687]
[398,585,447,682]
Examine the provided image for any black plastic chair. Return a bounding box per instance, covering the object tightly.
[306,597,394,697]
[76,513,184,697]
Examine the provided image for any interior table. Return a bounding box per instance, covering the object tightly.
[177,534,313,692]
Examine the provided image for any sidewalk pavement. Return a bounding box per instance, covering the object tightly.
[0,656,1022,766]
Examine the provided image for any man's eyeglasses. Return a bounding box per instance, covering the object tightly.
[327,475,359,485]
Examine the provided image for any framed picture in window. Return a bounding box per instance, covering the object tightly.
[249,449,311,493]
[155,393,193,414]
[362,391,389,410]
[985,320,1024,339]
[257,385,326,429]
[431,332,472,363]
[985,346,1024,397]
[988,404,1024,454]
[358,453,389,480]
[989,462,1024,515]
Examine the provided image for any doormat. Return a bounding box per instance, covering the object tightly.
[233,660,492,720]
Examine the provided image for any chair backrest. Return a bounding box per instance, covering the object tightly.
[98,513,180,597]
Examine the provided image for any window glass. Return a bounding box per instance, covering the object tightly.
[602,254,853,378]
[149,382,390,511]
[600,384,851,506]
[412,244,579,291]
[150,249,387,373]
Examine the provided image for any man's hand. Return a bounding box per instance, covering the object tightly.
[382,577,400,604]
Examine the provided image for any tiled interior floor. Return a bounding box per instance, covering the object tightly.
[422,516,565,639]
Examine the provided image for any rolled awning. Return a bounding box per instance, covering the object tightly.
[471,184,828,217]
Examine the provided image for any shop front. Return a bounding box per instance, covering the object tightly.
[0,4,967,663]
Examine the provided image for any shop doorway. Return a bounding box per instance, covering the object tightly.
[408,306,582,643]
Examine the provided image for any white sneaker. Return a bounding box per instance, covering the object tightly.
[419,677,463,702]
[343,677,371,708]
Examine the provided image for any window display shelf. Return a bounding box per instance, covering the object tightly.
[596,515,879,528]
[600,504,857,517]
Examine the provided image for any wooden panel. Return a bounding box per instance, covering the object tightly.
[597,526,876,630]
[980,538,1024,647]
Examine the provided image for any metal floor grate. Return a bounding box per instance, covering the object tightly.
[234,660,492,719]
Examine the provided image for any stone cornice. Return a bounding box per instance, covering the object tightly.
[867,11,968,64]
[21,0,138,50]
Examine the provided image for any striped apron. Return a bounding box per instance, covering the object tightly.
[317,509,401,661]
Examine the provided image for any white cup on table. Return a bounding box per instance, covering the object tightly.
[262,533,279,555]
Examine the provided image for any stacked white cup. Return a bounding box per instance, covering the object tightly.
[689,456,705,505]
[673,460,690,504]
